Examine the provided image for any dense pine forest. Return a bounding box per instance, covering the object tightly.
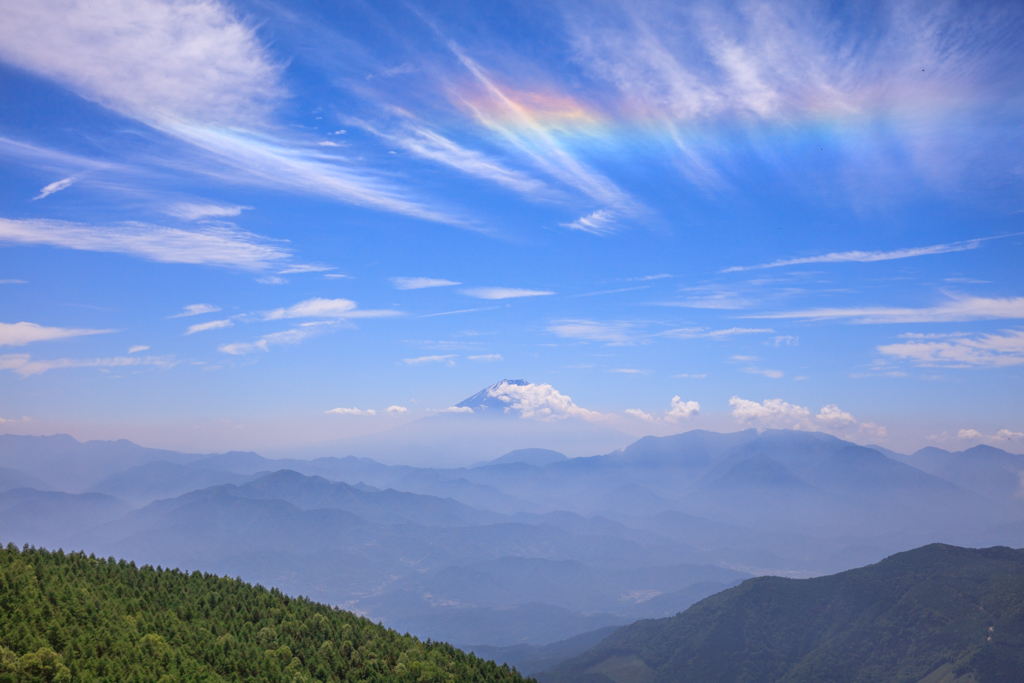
[0,543,532,683]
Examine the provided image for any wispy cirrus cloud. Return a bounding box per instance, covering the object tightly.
[878,330,1024,368]
[0,0,462,227]
[0,218,292,271]
[402,354,457,365]
[262,298,402,321]
[392,276,461,290]
[0,321,115,347]
[661,327,773,339]
[169,304,221,318]
[562,209,618,235]
[445,41,635,231]
[754,295,1024,324]
[563,0,1021,188]
[277,264,335,275]
[219,324,329,355]
[722,234,1020,273]
[185,319,233,335]
[33,177,76,200]
[351,118,548,196]
[547,319,634,345]
[0,352,177,377]
[165,203,250,221]
[461,287,554,300]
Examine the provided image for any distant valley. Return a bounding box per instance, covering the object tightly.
[2,384,1024,669]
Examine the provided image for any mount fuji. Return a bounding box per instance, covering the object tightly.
[272,380,632,466]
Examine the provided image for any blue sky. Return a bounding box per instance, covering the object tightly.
[0,0,1022,456]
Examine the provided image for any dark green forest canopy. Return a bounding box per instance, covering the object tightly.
[544,544,1024,683]
[0,543,533,683]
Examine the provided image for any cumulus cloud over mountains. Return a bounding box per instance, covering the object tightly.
[730,396,885,438]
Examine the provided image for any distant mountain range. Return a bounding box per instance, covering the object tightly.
[541,544,1024,683]
[2,384,1024,655]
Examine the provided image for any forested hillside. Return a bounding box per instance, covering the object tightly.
[0,544,530,683]
[543,544,1024,683]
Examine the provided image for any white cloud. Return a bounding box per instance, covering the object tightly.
[0,0,283,127]
[816,404,857,428]
[673,373,706,378]
[441,405,474,413]
[33,177,75,200]
[469,354,503,362]
[485,381,604,421]
[954,428,1023,444]
[625,408,656,422]
[325,407,376,416]
[170,304,221,318]
[0,218,291,271]
[277,265,335,274]
[666,396,700,422]
[165,203,249,221]
[742,367,784,379]
[0,352,177,377]
[547,319,633,345]
[366,123,547,195]
[878,330,1024,367]
[169,126,462,226]
[386,405,408,414]
[0,280,27,284]
[403,354,457,365]
[609,368,650,374]
[661,327,773,339]
[186,319,233,335]
[563,0,1012,188]
[730,396,810,429]
[324,273,351,279]
[461,287,555,300]
[420,307,500,318]
[128,345,149,353]
[219,323,331,355]
[630,274,672,281]
[0,1,461,227]
[562,209,617,235]
[721,235,1016,273]
[754,295,1024,324]
[0,321,114,347]
[655,290,751,310]
[447,43,634,210]
[263,298,401,321]
[392,277,461,290]
[730,396,884,438]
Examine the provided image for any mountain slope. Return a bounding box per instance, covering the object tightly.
[0,433,249,493]
[543,544,1024,683]
[897,445,1024,508]
[0,544,528,683]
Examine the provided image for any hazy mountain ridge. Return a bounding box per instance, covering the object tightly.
[3,421,1024,654]
[541,544,1024,683]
